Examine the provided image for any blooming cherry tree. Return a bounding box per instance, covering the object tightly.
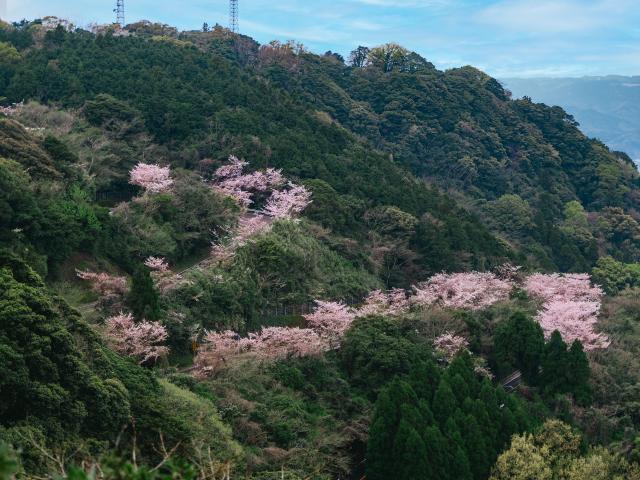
[524,273,603,303]
[0,101,24,117]
[143,256,185,293]
[357,288,409,317]
[104,312,169,364]
[129,163,173,193]
[76,269,127,299]
[144,256,170,272]
[263,182,312,219]
[535,301,609,350]
[524,273,609,350]
[411,272,512,310]
[194,326,328,376]
[212,156,285,207]
[433,332,469,361]
[252,327,327,359]
[304,301,356,345]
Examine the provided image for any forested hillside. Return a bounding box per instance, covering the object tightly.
[503,76,640,165]
[1,18,640,479]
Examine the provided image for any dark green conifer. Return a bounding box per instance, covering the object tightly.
[127,265,160,320]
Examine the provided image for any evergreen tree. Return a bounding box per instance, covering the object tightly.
[567,340,591,405]
[393,419,430,480]
[408,359,441,403]
[493,311,545,383]
[367,380,421,480]
[127,265,160,321]
[423,425,448,479]
[432,377,457,427]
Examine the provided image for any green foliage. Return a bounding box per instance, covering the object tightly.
[539,332,591,405]
[339,316,430,395]
[485,194,534,237]
[127,265,160,321]
[0,442,18,480]
[491,420,640,480]
[492,311,545,383]
[366,350,531,480]
[592,256,640,295]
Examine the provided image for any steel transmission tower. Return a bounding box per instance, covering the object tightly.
[115,0,125,27]
[229,0,238,33]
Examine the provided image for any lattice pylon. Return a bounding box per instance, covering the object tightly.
[229,0,238,33]
[116,0,125,27]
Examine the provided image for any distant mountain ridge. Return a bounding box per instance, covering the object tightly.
[502,76,640,165]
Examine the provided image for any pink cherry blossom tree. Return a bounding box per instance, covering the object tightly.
[535,300,610,350]
[357,288,409,317]
[143,256,185,293]
[0,101,24,117]
[144,256,169,272]
[193,326,329,376]
[104,312,169,364]
[263,182,312,219]
[525,273,609,350]
[211,156,285,207]
[129,163,173,193]
[76,269,128,299]
[524,273,603,303]
[304,301,356,346]
[433,332,469,361]
[252,326,328,359]
[411,272,512,310]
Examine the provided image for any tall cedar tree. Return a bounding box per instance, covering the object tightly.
[493,311,545,383]
[127,265,160,321]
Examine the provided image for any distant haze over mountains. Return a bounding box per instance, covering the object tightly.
[502,76,640,166]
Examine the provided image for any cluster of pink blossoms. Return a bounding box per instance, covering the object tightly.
[104,312,169,364]
[433,332,470,361]
[144,256,170,272]
[411,272,512,310]
[211,155,286,208]
[357,288,410,317]
[211,156,311,217]
[263,183,313,220]
[524,273,603,303]
[129,163,173,193]
[209,157,311,262]
[144,256,185,294]
[525,273,609,350]
[303,301,356,346]
[76,269,128,299]
[194,327,326,376]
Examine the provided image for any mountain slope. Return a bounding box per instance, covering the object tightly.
[502,76,640,165]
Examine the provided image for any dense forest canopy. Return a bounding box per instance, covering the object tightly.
[0,17,639,479]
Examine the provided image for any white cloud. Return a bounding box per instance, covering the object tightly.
[476,0,635,35]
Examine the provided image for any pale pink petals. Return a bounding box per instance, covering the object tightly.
[129,163,173,193]
[525,273,609,350]
[411,272,512,310]
[144,256,170,272]
[104,312,169,364]
[433,332,469,361]
[358,288,409,317]
[76,269,127,298]
[524,273,603,303]
[263,182,312,219]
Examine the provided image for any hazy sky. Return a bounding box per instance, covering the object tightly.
[4,0,640,77]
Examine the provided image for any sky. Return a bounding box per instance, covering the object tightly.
[3,0,640,78]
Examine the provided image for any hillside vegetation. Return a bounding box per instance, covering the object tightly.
[0,18,639,479]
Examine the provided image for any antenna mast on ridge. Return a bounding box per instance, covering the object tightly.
[115,0,125,27]
[229,0,238,33]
